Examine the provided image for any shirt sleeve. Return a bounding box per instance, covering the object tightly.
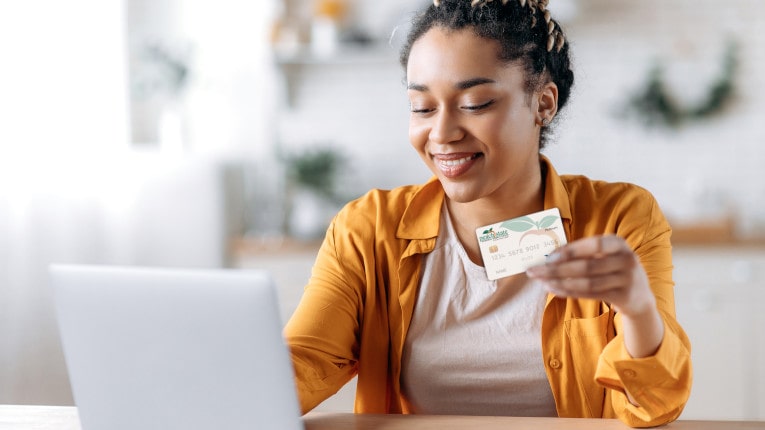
[595,196,693,427]
[283,215,363,414]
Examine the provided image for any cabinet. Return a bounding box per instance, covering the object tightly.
[672,246,765,420]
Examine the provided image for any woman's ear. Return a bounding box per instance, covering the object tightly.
[536,82,559,125]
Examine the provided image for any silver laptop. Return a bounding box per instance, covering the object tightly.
[50,264,303,430]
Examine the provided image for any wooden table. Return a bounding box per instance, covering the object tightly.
[304,413,764,429]
[1,405,762,430]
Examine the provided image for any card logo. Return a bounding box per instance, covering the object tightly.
[478,227,509,243]
[500,215,562,247]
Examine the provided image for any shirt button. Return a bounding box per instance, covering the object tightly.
[623,369,637,378]
[549,358,562,369]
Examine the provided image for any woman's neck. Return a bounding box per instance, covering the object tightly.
[446,169,545,266]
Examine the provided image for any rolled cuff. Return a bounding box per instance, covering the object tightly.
[595,322,692,427]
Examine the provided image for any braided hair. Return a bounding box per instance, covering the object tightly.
[400,0,574,148]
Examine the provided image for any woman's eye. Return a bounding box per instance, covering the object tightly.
[410,106,434,114]
[462,100,494,111]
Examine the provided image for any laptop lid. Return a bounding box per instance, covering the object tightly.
[50,264,303,430]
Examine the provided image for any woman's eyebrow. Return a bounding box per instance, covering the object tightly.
[407,77,496,92]
[456,77,495,90]
[407,82,429,92]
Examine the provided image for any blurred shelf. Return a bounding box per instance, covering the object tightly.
[230,224,765,262]
[230,236,322,257]
[273,43,399,66]
[670,216,765,247]
[273,43,400,108]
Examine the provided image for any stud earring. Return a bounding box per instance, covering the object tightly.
[542,118,551,126]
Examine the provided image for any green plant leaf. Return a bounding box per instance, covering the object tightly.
[284,146,346,199]
[621,39,738,129]
[501,220,535,232]
[538,216,558,229]
[515,216,536,225]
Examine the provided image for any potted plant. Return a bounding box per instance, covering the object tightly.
[281,145,348,239]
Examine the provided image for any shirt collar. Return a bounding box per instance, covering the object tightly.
[397,176,444,240]
[540,154,573,223]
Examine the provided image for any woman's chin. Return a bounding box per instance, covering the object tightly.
[440,182,481,204]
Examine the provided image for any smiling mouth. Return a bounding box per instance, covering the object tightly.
[436,152,483,166]
[434,152,483,178]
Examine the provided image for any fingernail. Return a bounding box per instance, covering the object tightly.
[546,252,562,264]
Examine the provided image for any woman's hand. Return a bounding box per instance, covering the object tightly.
[526,235,665,359]
[525,235,652,316]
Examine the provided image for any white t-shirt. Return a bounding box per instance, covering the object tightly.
[400,205,557,417]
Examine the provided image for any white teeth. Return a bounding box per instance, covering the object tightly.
[439,155,474,167]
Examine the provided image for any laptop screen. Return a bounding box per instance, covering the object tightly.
[51,264,303,430]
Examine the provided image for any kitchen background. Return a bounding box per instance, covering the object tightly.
[0,0,763,421]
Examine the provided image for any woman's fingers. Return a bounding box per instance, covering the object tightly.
[527,250,635,279]
[526,235,657,319]
[545,234,626,263]
[536,271,633,296]
[525,235,645,307]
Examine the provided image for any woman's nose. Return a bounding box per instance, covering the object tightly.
[428,110,464,144]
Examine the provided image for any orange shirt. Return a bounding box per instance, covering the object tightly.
[284,156,692,427]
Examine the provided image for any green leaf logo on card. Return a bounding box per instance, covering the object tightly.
[501,216,559,232]
[502,216,562,247]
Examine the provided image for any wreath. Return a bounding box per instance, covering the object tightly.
[622,40,738,128]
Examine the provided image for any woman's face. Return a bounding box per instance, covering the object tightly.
[406,27,547,205]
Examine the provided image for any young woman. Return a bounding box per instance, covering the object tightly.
[284,0,692,427]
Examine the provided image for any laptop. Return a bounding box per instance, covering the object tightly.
[50,264,303,430]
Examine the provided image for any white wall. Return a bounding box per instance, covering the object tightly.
[0,0,130,405]
[0,0,235,405]
[545,0,765,236]
[128,0,278,157]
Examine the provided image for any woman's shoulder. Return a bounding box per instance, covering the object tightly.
[332,179,442,232]
[558,174,670,245]
[559,174,658,207]
[341,180,440,215]
[353,182,432,204]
